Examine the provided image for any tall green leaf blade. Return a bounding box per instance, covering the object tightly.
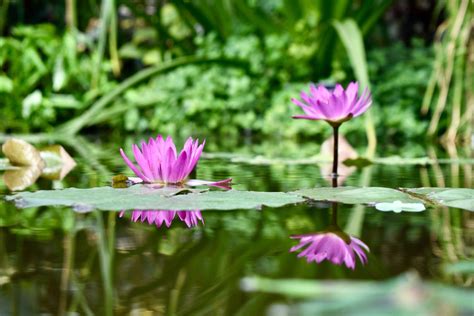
[333,19,369,88]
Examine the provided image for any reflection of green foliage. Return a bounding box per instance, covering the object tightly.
[0,206,75,239]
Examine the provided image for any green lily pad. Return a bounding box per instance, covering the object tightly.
[5,185,472,212]
[6,185,305,211]
[407,188,473,211]
[294,187,422,204]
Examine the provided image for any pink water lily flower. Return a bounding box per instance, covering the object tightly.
[290,228,369,270]
[292,82,372,125]
[119,210,204,228]
[120,135,231,187]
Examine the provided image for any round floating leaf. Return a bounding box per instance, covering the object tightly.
[6,185,305,211]
[294,187,421,204]
[407,188,473,211]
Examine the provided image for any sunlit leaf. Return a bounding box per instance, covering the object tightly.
[53,55,66,91]
[21,90,43,118]
[0,75,13,92]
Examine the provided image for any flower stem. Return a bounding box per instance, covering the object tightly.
[332,124,339,187]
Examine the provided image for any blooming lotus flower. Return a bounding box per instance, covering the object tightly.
[290,228,369,270]
[292,82,372,125]
[119,210,204,228]
[120,135,231,187]
[291,82,372,180]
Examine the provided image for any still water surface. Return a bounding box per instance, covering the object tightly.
[0,142,472,315]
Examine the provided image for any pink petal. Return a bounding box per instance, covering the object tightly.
[120,148,150,182]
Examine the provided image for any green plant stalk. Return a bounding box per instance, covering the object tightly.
[333,19,376,158]
[0,0,9,34]
[91,0,112,89]
[57,56,248,135]
[108,0,120,76]
[107,211,115,271]
[58,228,76,316]
[95,212,113,316]
[65,0,76,30]
[332,125,339,186]
[344,166,372,236]
[421,26,445,116]
[428,0,469,137]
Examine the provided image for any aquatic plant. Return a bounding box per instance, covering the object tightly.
[120,134,231,187]
[119,210,204,228]
[292,82,372,182]
[290,228,369,270]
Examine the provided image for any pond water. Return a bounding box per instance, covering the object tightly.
[0,139,472,315]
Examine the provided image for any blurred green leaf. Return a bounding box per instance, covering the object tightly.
[445,260,474,275]
[22,90,43,118]
[0,75,13,92]
[242,273,474,315]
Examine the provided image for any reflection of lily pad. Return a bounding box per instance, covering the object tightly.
[6,186,305,211]
[407,188,473,211]
[375,200,425,213]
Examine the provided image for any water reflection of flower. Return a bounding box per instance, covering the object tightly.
[119,210,204,228]
[290,228,369,270]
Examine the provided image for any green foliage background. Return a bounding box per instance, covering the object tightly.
[0,0,453,145]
